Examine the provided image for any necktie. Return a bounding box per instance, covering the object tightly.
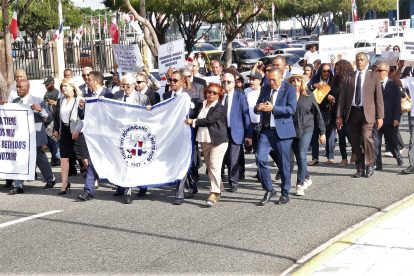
[18,97,23,104]
[224,94,228,109]
[380,81,385,93]
[355,72,362,106]
[173,92,177,98]
[123,94,128,102]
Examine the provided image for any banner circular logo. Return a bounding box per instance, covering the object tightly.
[119,124,156,168]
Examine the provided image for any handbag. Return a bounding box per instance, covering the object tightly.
[401,92,412,113]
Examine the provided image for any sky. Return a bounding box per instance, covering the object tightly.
[72,0,106,10]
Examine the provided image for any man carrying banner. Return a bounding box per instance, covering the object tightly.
[8,80,56,194]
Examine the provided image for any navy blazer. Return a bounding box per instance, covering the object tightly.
[222,90,252,144]
[382,80,401,125]
[254,81,297,139]
[84,87,113,99]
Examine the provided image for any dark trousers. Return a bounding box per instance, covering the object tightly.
[311,127,336,160]
[338,123,349,159]
[224,139,241,188]
[374,124,402,167]
[84,159,99,195]
[347,107,375,170]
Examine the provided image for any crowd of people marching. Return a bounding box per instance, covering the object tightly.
[1,46,413,207]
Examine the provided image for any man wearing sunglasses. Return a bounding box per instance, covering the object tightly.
[163,71,200,205]
[79,67,92,96]
[135,72,161,106]
[221,72,252,193]
[372,62,403,171]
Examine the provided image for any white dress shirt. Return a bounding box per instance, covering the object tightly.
[244,87,261,123]
[193,100,219,143]
[224,90,234,127]
[270,88,279,127]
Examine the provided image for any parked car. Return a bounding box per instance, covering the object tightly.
[381,33,404,38]
[268,53,301,67]
[273,48,306,58]
[297,34,318,42]
[221,40,247,50]
[192,42,217,51]
[354,41,375,53]
[257,41,290,55]
[221,48,265,72]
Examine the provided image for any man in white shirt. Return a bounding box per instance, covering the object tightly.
[395,60,414,174]
[244,71,262,153]
[303,44,319,68]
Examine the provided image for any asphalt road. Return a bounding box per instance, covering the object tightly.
[1,122,413,275]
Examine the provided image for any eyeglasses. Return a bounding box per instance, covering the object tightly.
[136,81,145,84]
[322,70,331,73]
[206,89,218,95]
[222,80,233,85]
[82,74,89,77]
[235,78,242,82]
[291,78,302,83]
[184,75,191,78]
[376,69,387,72]
[168,78,180,83]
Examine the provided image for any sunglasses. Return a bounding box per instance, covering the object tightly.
[206,89,218,95]
[168,78,180,83]
[376,69,387,72]
[222,80,233,85]
[82,74,89,77]
[322,70,331,73]
[136,81,145,84]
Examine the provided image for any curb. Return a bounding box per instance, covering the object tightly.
[281,192,414,275]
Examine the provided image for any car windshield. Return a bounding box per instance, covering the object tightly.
[236,49,265,59]
[270,43,289,50]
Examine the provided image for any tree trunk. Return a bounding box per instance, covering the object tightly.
[2,0,14,96]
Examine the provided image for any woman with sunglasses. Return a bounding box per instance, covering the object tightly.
[185,83,228,206]
[288,75,325,196]
[307,63,335,165]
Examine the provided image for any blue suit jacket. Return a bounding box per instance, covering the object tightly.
[223,90,252,144]
[84,87,113,99]
[255,81,297,139]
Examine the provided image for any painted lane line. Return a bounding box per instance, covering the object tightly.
[0,210,63,229]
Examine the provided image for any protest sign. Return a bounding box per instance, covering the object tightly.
[377,51,400,66]
[352,19,390,41]
[399,29,414,61]
[319,33,355,63]
[112,44,143,72]
[375,37,403,54]
[0,104,36,180]
[158,39,185,75]
[83,95,192,187]
[203,75,221,85]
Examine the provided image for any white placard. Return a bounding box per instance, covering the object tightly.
[158,39,186,75]
[377,51,400,66]
[112,44,143,72]
[319,34,355,63]
[0,104,36,180]
[202,76,221,85]
[353,19,390,42]
[400,29,414,61]
[374,37,403,54]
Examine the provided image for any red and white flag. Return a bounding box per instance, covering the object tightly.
[109,17,119,44]
[10,10,18,40]
[75,24,84,41]
[52,22,64,41]
[351,0,358,22]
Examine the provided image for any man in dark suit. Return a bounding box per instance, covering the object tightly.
[9,80,56,194]
[78,67,92,96]
[336,52,384,178]
[221,72,252,192]
[163,71,200,205]
[373,62,403,170]
[254,68,297,205]
[136,72,160,106]
[83,71,113,99]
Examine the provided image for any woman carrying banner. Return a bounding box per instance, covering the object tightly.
[185,83,228,207]
[53,79,89,195]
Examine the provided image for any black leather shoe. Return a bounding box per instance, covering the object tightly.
[374,165,383,171]
[9,187,24,195]
[113,191,122,196]
[397,159,404,166]
[124,195,132,204]
[77,192,93,201]
[277,195,289,205]
[173,198,184,205]
[259,190,277,206]
[43,179,56,189]
[50,160,61,167]
[68,169,78,176]
[228,185,238,192]
[185,188,198,199]
[4,179,13,188]
[365,165,374,178]
[137,188,148,197]
[353,170,365,178]
[402,166,414,174]
[275,171,281,181]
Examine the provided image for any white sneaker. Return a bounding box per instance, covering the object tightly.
[94,180,99,188]
[400,148,405,154]
[303,178,313,189]
[384,151,393,157]
[296,185,305,196]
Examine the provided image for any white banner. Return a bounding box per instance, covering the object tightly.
[112,44,143,72]
[400,29,414,61]
[353,19,390,41]
[158,39,185,75]
[0,104,36,180]
[319,33,355,63]
[83,95,192,187]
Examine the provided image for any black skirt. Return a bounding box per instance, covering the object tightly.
[59,123,89,160]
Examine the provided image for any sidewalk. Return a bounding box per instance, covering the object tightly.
[284,193,414,276]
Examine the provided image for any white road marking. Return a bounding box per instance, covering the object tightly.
[0,210,63,229]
